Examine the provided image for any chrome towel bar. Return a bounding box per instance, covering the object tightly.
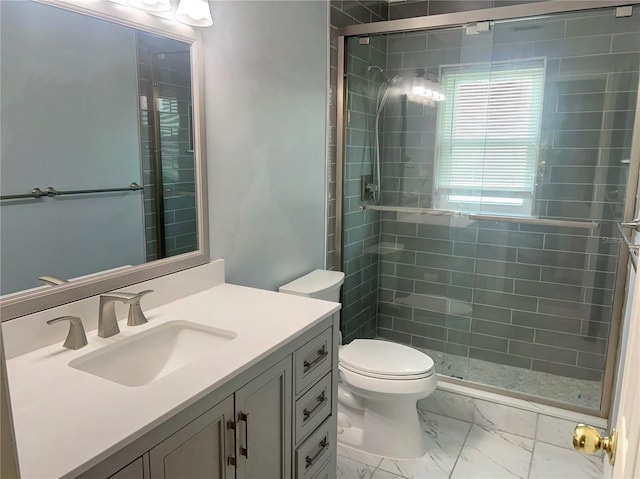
[361,205,599,229]
[0,182,142,201]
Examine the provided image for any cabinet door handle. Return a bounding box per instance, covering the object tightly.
[305,437,328,470]
[303,391,327,421]
[226,419,238,467]
[303,347,328,373]
[238,412,249,458]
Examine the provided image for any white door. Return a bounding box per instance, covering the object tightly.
[604,253,640,478]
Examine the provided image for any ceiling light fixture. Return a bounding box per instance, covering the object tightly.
[126,0,172,13]
[175,0,213,27]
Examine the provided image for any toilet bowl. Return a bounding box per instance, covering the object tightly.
[338,338,436,458]
[279,270,437,460]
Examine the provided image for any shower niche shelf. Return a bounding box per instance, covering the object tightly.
[364,241,405,256]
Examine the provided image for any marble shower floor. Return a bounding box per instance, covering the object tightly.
[336,410,603,479]
[419,348,601,409]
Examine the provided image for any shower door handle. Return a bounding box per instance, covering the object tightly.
[621,218,640,230]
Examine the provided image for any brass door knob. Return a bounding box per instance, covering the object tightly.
[573,424,617,465]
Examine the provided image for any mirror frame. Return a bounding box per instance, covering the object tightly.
[0,0,210,321]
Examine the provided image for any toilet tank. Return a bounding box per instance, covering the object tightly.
[279,270,345,302]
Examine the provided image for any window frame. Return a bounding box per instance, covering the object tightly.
[433,58,546,217]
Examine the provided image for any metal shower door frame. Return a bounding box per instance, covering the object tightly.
[336,0,640,418]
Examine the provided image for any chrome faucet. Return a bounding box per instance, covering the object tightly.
[46,316,87,350]
[98,290,154,338]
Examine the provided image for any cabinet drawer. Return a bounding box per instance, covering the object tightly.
[310,457,333,479]
[295,372,332,444]
[295,418,333,479]
[294,328,332,395]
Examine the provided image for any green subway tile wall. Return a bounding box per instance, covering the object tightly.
[336,1,639,407]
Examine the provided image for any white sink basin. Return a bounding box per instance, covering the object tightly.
[69,320,237,387]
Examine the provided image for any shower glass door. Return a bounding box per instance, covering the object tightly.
[341,26,498,383]
[340,3,640,413]
[464,7,639,409]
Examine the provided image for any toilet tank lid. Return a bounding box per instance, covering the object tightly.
[279,269,345,296]
[340,339,434,376]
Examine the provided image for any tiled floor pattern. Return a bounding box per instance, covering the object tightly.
[337,410,602,479]
[420,347,601,409]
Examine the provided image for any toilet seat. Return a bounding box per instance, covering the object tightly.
[339,363,433,380]
[339,339,434,380]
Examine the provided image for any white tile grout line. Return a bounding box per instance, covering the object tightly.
[448,420,475,479]
[527,441,539,479]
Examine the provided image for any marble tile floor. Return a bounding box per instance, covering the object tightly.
[336,410,603,479]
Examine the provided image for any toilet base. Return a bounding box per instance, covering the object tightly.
[337,399,427,460]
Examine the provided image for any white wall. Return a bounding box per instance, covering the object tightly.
[0,2,145,294]
[203,0,329,291]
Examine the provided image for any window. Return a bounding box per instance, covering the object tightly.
[434,60,545,216]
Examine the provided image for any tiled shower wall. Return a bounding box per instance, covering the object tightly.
[330,1,387,343]
[375,7,639,383]
[137,33,196,261]
[329,1,557,344]
[329,1,388,271]
[387,0,544,20]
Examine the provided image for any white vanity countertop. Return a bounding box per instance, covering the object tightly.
[6,283,340,479]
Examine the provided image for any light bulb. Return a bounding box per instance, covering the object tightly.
[175,0,213,27]
[126,0,171,12]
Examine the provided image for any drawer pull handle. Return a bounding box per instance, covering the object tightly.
[303,347,328,373]
[303,391,327,421]
[305,437,328,470]
[239,412,249,458]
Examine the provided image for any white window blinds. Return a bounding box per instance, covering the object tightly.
[434,60,545,216]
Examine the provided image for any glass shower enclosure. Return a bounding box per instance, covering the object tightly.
[337,1,640,415]
[137,31,197,263]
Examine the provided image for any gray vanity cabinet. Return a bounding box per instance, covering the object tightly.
[96,318,338,479]
[234,356,292,479]
[146,357,292,479]
[148,395,235,479]
[108,457,147,479]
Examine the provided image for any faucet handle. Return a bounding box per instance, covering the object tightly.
[100,289,152,303]
[39,275,69,286]
[121,290,154,326]
[98,290,154,336]
[126,289,154,304]
[46,316,87,350]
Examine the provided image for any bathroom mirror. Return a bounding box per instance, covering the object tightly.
[0,0,209,320]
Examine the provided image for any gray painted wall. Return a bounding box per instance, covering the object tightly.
[204,1,329,291]
[0,2,145,295]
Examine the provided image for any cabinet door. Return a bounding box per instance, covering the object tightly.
[108,456,146,479]
[149,395,235,479]
[235,356,292,479]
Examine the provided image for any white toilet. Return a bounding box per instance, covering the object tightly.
[279,270,437,459]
